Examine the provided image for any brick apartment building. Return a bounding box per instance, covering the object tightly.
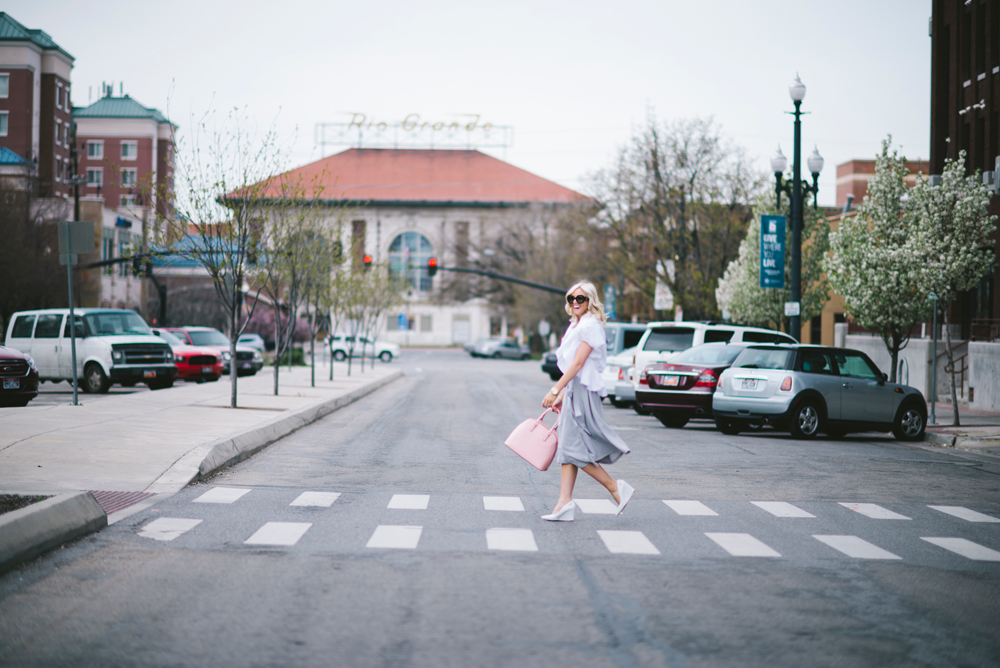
[0,12,73,199]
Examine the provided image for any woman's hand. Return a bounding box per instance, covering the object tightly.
[542,391,557,408]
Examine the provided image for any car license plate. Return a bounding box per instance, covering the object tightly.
[202,367,212,374]
[664,375,680,386]
[144,370,157,378]
[740,378,758,390]
[242,363,251,369]
[3,379,18,390]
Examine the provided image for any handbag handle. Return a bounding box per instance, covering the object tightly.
[532,407,560,432]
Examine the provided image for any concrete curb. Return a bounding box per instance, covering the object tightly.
[145,369,404,494]
[925,430,1000,450]
[0,492,106,574]
[924,432,956,448]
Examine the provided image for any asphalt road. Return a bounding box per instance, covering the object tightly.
[1,349,999,668]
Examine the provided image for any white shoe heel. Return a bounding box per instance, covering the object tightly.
[616,480,634,516]
[541,501,575,522]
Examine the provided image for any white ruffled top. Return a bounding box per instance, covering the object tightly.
[556,313,607,396]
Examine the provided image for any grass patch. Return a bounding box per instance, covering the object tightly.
[0,494,50,516]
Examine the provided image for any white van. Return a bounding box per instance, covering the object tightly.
[5,308,177,393]
[631,322,797,393]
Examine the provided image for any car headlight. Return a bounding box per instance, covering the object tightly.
[26,355,37,371]
[174,354,185,363]
[221,351,232,361]
[253,351,262,360]
[111,351,123,363]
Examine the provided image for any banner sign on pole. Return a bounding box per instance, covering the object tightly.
[759,215,786,289]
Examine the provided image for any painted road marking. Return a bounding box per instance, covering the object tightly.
[244,522,312,546]
[387,494,430,510]
[705,533,781,557]
[486,528,538,552]
[575,499,618,514]
[138,518,202,541]
[192,487,251,504]
[367,525,423,549]
[483,496,524,511]
[928,506,1000,523]
[839,503,911,520]
[813,535,901,560]
[597,530,661,555]
[290,492,341,507]
[663,500,718,516]
[752,502,815,518]
[921,537,1000,561]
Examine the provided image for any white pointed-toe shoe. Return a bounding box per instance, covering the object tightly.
[616,480,634,516]
[541,501,576,522]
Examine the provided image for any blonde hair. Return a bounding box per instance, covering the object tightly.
[564,280,607,324]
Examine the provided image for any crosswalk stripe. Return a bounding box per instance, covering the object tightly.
[705,533,781,557]
[839,503,911,520]
[575,499,618,514]
[387,494,430,510]
[813,535,901,559]
[138,518,202,541]
[921,537,1000,561]
[193,488,251,504]
[483,496,524,511]
[486,528,538,551]
[752,501,815,518]
[244,522,312,546]
[290,492,341,507]
[928,506,1000,523]
[597,530,660,555]
[367,525,423,549]
[663,500,718,516]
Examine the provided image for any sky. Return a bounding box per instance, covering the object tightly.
[14,0,932,207]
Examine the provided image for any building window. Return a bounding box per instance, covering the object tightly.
[87,168,102,186]
[121,169,137,186]
[56,84,63,110]
[388,231,434,292]
[121,141,137,161]
[103,228,115,275]
[351,219,367,268]
[0,74,8,98]
[57,159,64,181]
[0,112,7,137]
[121,194,137,208]
[419,315,433,332]
[56,121,62,144]
[118,230,131,277]
[87,141,103,159]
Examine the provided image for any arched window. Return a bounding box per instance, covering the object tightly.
[388,232,434,292]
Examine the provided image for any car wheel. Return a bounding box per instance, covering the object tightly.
[333,350,347,362]
[379,351,392,363]
[610,397,630,409]
[148,379,174,390]
[521,354,531,360]
[549,373,561,382]
[634,404,651,416]
[656,413,689,429]
[83,363,110,394]
[892,404,926,441]
[715,417,741,435]
[492,352,502,359]
[789,401,822,439]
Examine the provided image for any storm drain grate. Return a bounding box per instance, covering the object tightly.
[89,491,156,515]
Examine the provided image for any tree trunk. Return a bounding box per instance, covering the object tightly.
[884,329,899,384]
[273,303,281,396]
[229,291,238,409]
[310,326,315,387]
[942,307,960,427]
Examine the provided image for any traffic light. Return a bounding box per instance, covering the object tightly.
[427,257,438,277]
[363,254,373,271]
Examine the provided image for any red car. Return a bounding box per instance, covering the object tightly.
[164,326,263,376]
[152,329,223,383]
[0,345,40,407]
[636,343,747,429]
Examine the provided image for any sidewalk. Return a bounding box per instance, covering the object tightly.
[924,402,1000,454]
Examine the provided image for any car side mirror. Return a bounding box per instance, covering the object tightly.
[880,372,887,385]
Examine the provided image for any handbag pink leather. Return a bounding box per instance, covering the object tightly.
[504,408,559,471]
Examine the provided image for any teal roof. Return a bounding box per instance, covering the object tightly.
[73,95,172,125]
[0,13,73,61]
[0,147,30,165]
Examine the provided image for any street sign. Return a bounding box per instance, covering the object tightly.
[654,282,674,310]
[58,221,94,257]
[784,301,800,317]
[58,253,78,266]
[759,215,786,289]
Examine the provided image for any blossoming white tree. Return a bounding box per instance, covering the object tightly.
[825,138,929,382]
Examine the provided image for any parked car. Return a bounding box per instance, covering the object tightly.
[5,309,176,393]
[603,322,648,357]
[465,338,491,355]
[636,343,748,428]
[470,338,531,360]
[237,333,267,352]
[603,345,640,408]
[631,323,799,399]
[152,329,223,383]
[164,327,263,376]
[327,334,401,363]
[0,345,39,406]
[712,344,927,441]
[541,351,560,381]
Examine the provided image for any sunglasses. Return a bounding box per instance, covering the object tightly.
[566,295,589,304]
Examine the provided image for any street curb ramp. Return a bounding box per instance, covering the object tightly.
[0,492,106,575]
[196,369,403,481]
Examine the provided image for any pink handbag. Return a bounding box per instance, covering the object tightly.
[504,408,559,471]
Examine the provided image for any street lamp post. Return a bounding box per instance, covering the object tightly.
[771,75,823,341]
[929,292,938,425]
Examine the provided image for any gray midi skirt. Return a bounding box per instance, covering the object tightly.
[555,377,631,467]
